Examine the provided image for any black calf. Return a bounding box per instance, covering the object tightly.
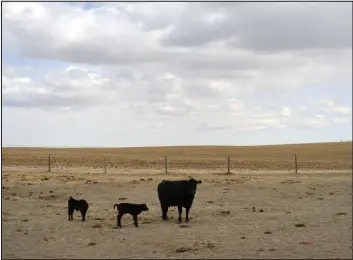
[68,196,89,222]
[113,203,149,228]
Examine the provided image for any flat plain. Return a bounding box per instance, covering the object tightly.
[2,142,352,259]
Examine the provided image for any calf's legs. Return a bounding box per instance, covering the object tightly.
[117,213,140,228]
[80,209,87,222]
[68,208,74,221]
[133,215,138,227]
[117,213,123,228]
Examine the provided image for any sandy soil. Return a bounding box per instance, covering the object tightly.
[2,168,352,259]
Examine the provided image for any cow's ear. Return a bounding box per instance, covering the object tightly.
[197,180,202,184]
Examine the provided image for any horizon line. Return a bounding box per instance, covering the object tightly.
[2,140,352,149]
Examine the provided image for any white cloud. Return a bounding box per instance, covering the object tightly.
[331,117,352,125]
[2,2,352,146]
[296,115,331,129]
[315,99,335,107]
[3,62,351,134]
[2,65,118,109]
[329,106,351,115]
[315,99,352,115]
[281,106,292,117]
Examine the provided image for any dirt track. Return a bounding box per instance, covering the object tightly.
[2,168,352,259]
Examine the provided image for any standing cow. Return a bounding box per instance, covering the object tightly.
[157,177,202,222]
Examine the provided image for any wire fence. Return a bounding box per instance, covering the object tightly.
[2,151,352,174]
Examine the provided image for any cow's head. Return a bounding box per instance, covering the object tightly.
[187,178,202,195]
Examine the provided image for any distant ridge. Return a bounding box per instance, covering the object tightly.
[2,141,352,150]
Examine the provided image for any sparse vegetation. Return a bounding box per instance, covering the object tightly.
[295,223,306,228]
[92,224,102,228]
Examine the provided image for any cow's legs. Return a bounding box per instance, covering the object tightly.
[161,204,169,220]
[177,205,183,223]
[185,206,191,222]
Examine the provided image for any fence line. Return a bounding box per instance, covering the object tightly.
[1,153,309,175]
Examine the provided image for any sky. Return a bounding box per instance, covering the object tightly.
[1,2,352,147]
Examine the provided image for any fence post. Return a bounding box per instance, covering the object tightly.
[227,155,230,174]
[294,154,298,175]
[165,155,168,174]
[104,156,107,174]
[48,153,51,172]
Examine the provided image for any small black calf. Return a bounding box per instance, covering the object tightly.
[113,203,149,228]
[68,196,89,222]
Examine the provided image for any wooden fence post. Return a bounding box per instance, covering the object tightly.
[48,153,51,172]
[294,154,298,175]
[227,155,231,174]
[104,156,107,174]
[165,155,168,174]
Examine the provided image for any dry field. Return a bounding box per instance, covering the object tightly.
[1,142,352,259]
[2,141,353,173]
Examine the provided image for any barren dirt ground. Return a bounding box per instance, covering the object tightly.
[2,168,352,259]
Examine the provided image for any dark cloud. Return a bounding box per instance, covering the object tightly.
[3,2,351,67]
[161,3,352,51]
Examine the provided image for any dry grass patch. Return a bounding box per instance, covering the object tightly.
[2,142,352,171]
[92,224,102,228]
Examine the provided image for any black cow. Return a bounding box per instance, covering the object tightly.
[113,203,149,228]
[68,196,89,222]
[157,177,202,223]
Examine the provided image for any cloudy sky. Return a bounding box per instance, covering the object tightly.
[2,2,352,147]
